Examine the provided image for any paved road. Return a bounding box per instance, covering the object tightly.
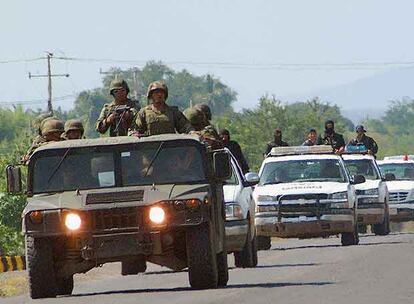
[4,232,414,304]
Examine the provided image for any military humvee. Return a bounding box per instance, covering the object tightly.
[6,134,231,299]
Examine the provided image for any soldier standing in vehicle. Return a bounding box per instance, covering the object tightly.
[22,119,65,163]
[348,125,378,156]
[130,81,194,136]
[302,128,318,146]
[264,128,289,155]
[317,120,346,152]
[220,129,250,174]
[61,119,85,140]
[96,78,139,137]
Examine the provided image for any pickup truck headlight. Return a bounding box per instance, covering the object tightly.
[361,188,379,196]
[226,203,243,219]
[329,191,348,200]
[257,195,275,202]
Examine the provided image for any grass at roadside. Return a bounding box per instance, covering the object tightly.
[0,271,27,297]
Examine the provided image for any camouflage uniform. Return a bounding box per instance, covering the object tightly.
[131,81,194,136]
[96,79,139,137]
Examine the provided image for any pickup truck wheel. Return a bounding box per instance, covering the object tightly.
[186,222,218,289]
[251,235,258,267]
[358,224,367,234]
[121,256,147,275]
[257,236,271,250]
[372,205,390,236]
[341,210,359,246]
[26,236,58,299]
[56,275,74,296]
[216,250,229,287]
[234,223,256,268]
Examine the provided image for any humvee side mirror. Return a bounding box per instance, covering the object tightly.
[351,174,366,185]
[384,173,396,181]
[213,151,231,180]
[245,172,260,186]
[6,165,22,194]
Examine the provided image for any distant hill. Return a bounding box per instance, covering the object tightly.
[303,67,414,123]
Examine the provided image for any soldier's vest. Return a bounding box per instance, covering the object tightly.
[144,106,178,135]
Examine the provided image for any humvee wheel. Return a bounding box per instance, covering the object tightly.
[341,210,360,246]
[26,236,58,299]
[56,275,74,296]
[257,236,271,250]
[121,256,147,275]
[372,205,390,236]
[186,222,218,289]
[234,222,257,268]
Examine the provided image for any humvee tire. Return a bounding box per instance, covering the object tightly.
[234,223,257,268]
[26,236,58,299]
[257,236,271,250]
[341,211,360,246]
[121,256,147,275]
[186,222,218,289]
[56,275,74,296]
[372,206,390,236]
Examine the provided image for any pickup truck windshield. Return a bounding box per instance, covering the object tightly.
[378,163,414,181]
[259,159,347,185]
[344,159,380,180]
[32,144,206,194]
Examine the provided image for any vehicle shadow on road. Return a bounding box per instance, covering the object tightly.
[69,281,334,298]
[272,240,406,251]
[253,263,320,269]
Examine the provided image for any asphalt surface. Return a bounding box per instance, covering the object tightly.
[4,232,414,304]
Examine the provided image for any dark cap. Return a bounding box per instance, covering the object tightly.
[308,128,317,133]
[355,125,366,132]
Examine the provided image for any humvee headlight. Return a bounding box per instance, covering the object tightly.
[149,206,165,224]
[65,213,81,230]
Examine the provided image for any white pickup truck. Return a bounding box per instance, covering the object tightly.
[342,154,390,235]
[377,157,414,222]
[254,146,365,248]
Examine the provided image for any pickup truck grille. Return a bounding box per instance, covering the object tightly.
[91,207,141,230]
[389,192,409,203]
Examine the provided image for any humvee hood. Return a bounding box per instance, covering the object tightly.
[24,183,210,214]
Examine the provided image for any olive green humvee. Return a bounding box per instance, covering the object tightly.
[6,134,231,299]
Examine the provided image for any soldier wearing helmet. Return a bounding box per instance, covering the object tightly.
[22,119,65,163]
[96,78,139,137]
[130,81,194,136]
[62,119,85,140]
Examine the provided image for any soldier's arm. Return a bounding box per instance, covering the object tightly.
[338,134,346,148]
[175,110,195,134]
[370,138,379,154]
[133,109,148,135]
[96,106,110,134]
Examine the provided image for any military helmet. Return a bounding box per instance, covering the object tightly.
[146,81,168,100]
[195,103,212,121]
[41,119,64,136]
[64,119,84,135]
[34,112,54,135]
[183,107,208,131]
[109,78,130,95]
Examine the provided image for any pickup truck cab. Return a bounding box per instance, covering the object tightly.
[254,146,364,248]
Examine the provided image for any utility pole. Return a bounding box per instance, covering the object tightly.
[132,67,140,103]
[28,52,69,113]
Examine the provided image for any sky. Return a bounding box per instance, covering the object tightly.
[1,0,414,114]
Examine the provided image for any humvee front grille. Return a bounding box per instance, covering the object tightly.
[86,190,144,205]
[91,207,141,230]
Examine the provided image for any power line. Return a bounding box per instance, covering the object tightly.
[0,57,44,64]
[0,95,76,106]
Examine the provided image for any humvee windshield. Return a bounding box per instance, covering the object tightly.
[260,159,348,185]
[31,142,206,194]
[344,159,380,180]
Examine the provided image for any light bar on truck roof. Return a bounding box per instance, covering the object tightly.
[268,145,334,157]
[343,144,368,154]
[383,155,414,161]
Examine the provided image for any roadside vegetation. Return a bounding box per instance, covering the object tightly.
[0,61,413,255]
